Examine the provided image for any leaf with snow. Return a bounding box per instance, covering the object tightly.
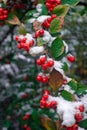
[37,37,47,46]
[68,80,77,91]
[76,83,87,95]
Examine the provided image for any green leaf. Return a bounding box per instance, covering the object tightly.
[50,37,65,59]
[68,80,77,91]
[61,90,75,101]
[56,49,66,60]
[37,37,47,46]
[4,120,11,128]
[78,119,87,129]
[32,109,41,125]
[53,5,70,17]
[41,4,48,15]
[62,62,68,72]
[50,18,61,34]
[38,0,44,3]
[76,83,87,95]
[26,10,36,18]
[62,0,80,6]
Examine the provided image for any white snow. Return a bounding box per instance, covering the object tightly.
[37,15,51,23]
[29,46,45,56]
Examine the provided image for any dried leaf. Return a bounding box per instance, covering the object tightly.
[33,20,42,31]
[41,117,57,130]
[48,69,64,92]
[7,15,21,25]
[56,120,62,130]
[18,24,26,35]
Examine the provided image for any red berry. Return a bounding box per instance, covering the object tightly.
[47,17,52,23]
[47,60,54,67]
[50,101,57,109]
[26,127,31,130]
[42,76,48,83]
[17,44,21,49]
[29,40,34,47]
[46,3,51,8]
[72,124,78,130]
[24,44,30,52]
[43,21,50,28]
[3,15,8,20]
[39,29,44,36]
[15,36,19,41]
[78,105,84,112]
[3,10,8,15]
[67,55,75,63]
[42,95,49,101]
[51,14,57,19]
[22,93,28,99]
[23,115,28,120]
[75,113,83,122]
[66,127,72,130]
[46,102,51,108]
[44,90,50,95]
[21,38,27,43]
[23,75,28,81]
[36,59,42,65]
[40,56,46,64]
[35,31,39,38]
[36,75,43,82]
[0,8,3,12]
[63,79,68,85]
[24,124,28,129]
[42,63,49,70]
[20,42,25,48]
[40,100,46,108]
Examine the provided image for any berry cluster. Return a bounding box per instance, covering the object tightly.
[75,105,84,122]
[35,29,45,38]
[0,8,9,21]
[36,56,54,70]
[36,73,49,83]
[24,124,31,130]
[40,90,57,108]
[36,56,54,83]
[46,0,61,12]
[23,114,30,121]
[43,14,57,28]
[15,35,34,52]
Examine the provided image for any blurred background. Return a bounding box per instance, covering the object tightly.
[0,0,87,130]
